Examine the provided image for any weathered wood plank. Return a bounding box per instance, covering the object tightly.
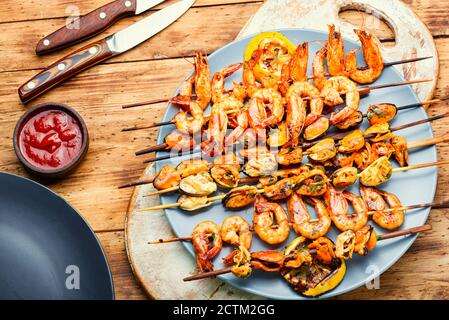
[0,2,261,73]
[0,0,263,23]
[0,58,192,231]
[97,230,147,299]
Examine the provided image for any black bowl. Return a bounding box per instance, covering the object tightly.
[13,102,89,179]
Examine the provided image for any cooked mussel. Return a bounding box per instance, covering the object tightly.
[331,167,358,189]
[391,136,408,167]
[222,186,259,209]
[210,164,240,188]
[176,159,210,178]
[243,152,278,177]
[178,195,211,211]
[366,103,397,126]
[337,129,365,153]
[334,111,363,130]
[306,138,337,162]
[179,172,217,196]
[153,165,181,190]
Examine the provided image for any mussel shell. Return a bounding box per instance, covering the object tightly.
[331,167,358,189]
[366,103,397,126]
[210,164,240,188]
[222,186,259,209]
[243,153,278,177]
[334,111,363,130]
[307,138,337,162]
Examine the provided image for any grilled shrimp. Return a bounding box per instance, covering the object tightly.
[326,25,347,76]
[194,52,212,109]
[322,76,360,124]
[253,195,290,245]
[164,130,195,152]
[173,100,204,134]
[192,221,223,272]
[221,216,252,263]
[325,185,368,232]
[201,102,228,157]
[360,186,404,230]
[248,88,284,129]
[280,42,309,94]
[286,94,306,147]
[243,49,263,98]
[287,193,332,239]
[312,46,328,90]
[172,76,195,108]
[221,216,252,249]
[345,29,383,84]
[287,81,324,127]
[211,63,243,104]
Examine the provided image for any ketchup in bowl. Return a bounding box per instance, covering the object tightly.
[14,103,89,178]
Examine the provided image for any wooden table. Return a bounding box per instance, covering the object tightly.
[0,0,448,300]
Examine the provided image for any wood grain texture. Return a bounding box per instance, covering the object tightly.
[35,0,137,55]
[1,0,449,300]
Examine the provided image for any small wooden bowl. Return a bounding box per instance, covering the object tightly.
[13,102,89,179]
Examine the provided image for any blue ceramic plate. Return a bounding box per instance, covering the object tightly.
[156,29,437,299]
[0,172,114,299]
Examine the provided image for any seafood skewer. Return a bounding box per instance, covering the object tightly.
[141,133,449,197]
[124,96,447,132]
[140,112,449,164]
[182,225,432,282]
[138,158,449,212]
[120,132,449,190]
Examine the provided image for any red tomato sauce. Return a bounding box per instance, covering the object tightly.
[19,110,83,170]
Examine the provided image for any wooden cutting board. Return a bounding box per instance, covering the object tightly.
[125,0,439,299]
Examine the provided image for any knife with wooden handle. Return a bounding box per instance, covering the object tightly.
[36,0,166,55]
[19,0,196,104]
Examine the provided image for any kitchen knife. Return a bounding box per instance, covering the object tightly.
[36,0,167,55]
[19,0,196,104]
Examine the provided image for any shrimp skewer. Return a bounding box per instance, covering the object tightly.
[183,225,432,282]
[192,221,223,272]
[139,132,449,196]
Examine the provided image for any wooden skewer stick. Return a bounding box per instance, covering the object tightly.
[122,98,171,109]
[182,224,432,281]
[365,200,449,216]
[391,159,449,173]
